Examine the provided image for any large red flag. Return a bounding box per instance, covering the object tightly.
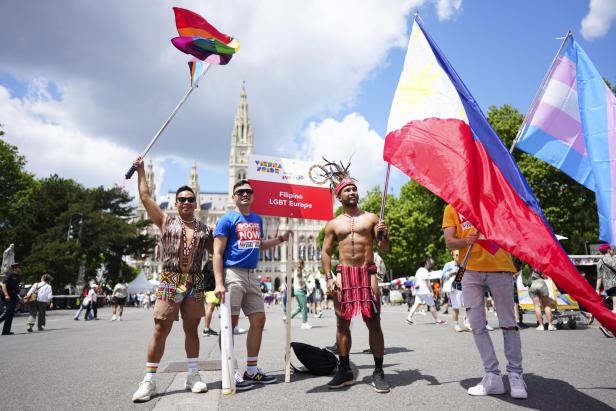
[383,19,616,333]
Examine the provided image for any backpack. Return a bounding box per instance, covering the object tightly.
[290,342,338,376]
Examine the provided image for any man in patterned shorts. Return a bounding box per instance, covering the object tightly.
[131,156,213,402]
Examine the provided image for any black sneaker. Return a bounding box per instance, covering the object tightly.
[201,329,218,337]
[235,373,255,391]
[372,370,390,393]
[327,368,354,389]
[243,369,277,384]
[518,322,529,329]
[325,342,339,355]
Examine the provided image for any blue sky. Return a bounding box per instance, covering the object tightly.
[0,1,614,200]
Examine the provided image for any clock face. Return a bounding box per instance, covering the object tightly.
[308,164,328,185]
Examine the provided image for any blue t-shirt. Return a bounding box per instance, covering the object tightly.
[215,211,264,269]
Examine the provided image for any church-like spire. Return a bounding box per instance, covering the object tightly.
[189,160,200,197]
[227,82,254,209]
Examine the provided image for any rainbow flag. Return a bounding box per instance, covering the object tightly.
[382,19,616,333]
[516,35,616,245]
[171,7,239,66]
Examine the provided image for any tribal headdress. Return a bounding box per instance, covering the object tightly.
[318,157,357,196]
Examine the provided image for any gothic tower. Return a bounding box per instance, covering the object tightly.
[227,82,254,209]
[188,160,200,199]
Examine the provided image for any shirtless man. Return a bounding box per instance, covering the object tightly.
[321,177,390,393]
[131,157,213,402]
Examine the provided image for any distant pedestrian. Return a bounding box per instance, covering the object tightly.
[529,271,555,331]
[26,274,53,332]
[201,259,219,337]
[407,259,447,325]
[291,260,312,329]
[85,285,99,320]
[1,262,22,335]
[111,280,129,321]
[312,279,323,318]
[74,285,91,320]
[596,243,616,337]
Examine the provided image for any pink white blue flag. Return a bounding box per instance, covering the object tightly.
[516,35,616,245]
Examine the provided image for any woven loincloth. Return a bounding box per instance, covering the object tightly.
[156,272,204,302]
[336,263,377,320]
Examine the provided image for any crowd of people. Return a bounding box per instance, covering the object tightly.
[1,157,615,404]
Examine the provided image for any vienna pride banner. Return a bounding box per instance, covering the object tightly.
[248,154,333,220]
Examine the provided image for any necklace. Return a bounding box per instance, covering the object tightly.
[180,219,198,266]
[180,217,196,224]
[342,213,356,259]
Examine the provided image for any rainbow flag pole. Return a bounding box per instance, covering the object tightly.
[124,63,211,179]
[125,7,239,179]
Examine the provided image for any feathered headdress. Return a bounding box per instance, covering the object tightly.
[319,157,357,195]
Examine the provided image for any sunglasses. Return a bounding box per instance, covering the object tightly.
[234,189,253,196]
[176,196,196,203]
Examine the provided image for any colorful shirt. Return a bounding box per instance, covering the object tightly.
[215,210,263,269]
[442,205,516,273]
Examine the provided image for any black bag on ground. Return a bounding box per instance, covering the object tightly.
[290,342,338,376]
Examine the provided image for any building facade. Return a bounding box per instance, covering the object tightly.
[137,84,325,290]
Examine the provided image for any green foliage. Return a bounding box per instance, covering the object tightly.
[0,133,156,289]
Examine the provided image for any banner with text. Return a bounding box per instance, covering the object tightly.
[248,154,333,220]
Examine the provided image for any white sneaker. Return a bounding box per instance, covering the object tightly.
[301,322,312,329]
[118,316,122,321]
[508,372,528,399]
[185,372,208,393]
[536,325,545,331]
[454,324,463,332]
[111,315,117,321]
[316,311,323,318]
[132,380,156,402]
[547,324,556,331]
[233,326,247,335]
[486,325,495,331]
[467,373,506,396]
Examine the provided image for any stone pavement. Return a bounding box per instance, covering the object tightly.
[0,303,614,410]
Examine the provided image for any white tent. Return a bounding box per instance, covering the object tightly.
[127,271,156,294]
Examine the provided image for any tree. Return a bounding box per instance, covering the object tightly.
[0,131,34,231]
[0,140,157,289]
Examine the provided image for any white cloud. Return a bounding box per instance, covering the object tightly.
[0,84,137,191]
[435,0,462,21]
[300,113,408,199]
[0,1,460,194]
[581,0,616,40]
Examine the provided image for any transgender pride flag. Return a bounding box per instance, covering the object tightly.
[515,35,616,245]
[383,19,616,332]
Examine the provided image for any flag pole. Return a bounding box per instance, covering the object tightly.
[377,164,391,241]
[284,229,294,383]
[509,31,572,153]
[125,63,213,179]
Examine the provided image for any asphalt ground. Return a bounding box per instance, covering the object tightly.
[1,303,615,410]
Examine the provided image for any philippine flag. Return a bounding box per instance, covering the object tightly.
[383,19,616,332]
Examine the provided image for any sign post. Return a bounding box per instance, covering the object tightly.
[248,154,334,383]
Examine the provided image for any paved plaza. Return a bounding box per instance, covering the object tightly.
[1,304,614,410]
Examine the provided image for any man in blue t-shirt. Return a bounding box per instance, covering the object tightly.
[213,179,290,390]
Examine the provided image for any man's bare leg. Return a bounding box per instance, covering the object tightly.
[183,317,200,358]
[246,312,266,357]
[147,319,174,363]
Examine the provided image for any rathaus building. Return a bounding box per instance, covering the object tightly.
[137,84,326,290]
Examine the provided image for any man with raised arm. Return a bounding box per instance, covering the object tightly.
[131,157,213,402]
[213,179,291,390]
[321,175,390,393]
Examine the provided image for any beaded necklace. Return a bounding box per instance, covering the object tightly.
[180,218,197,267]
[342,213,356,259]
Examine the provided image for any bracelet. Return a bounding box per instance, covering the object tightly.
[277,235,284,243]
